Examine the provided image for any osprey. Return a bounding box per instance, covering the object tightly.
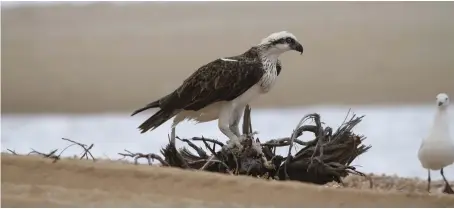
[131,31,303,149]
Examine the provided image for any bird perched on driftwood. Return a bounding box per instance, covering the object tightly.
[131,31,303,150]
[418,93,454,193]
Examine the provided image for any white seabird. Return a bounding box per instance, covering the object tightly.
[418,93,454,193]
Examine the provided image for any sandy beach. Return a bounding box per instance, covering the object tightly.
[2,2,454,113]
[2,154,454,207]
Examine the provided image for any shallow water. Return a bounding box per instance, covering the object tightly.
[2,105,454,181]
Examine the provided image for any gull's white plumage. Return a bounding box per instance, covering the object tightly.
[418,93,454,192]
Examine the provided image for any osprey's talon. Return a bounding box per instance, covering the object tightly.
[226,138,243,152]
[262,156,274,170]
[234,140,244,151]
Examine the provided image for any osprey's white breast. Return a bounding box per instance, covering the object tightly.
[258,57,279,93]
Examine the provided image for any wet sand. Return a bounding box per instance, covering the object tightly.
[2,2,454,113]
[2,154,454,207]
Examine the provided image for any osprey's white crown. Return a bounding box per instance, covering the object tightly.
[436,93,450,107]
[260,31,298,45]
[258,31,303,56]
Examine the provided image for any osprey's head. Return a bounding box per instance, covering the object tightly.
[436,93,450,108]
[258,31,303,56]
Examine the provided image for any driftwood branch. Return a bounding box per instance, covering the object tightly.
[282,113,318,180]
[263,136,313,147]
[29,149,60,163]
[7,149,18,155]
[61,138,96,161]
[190,137,225,147]
[242,105,252,135]
[5,138,96,163]
[127,106,372,186]
[118,149,168,166]
[177,137,208,159]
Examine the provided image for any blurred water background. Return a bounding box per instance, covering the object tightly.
[2,1,454,181]
[3,105,454,181]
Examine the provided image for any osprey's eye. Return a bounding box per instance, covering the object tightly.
[286,37,293,44]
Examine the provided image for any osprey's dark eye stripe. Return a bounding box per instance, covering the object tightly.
[270,37,295,46]
[271,38,290,45]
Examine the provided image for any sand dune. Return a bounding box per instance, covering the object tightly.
[2,154,454,207]
[2,2,454,113]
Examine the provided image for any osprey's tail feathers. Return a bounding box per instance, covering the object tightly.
[137,109,181,134]
[131,100,161,116]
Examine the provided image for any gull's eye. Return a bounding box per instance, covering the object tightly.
[286,37,293,44]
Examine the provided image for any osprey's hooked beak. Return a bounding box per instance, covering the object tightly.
[438,101,443,106]
[292,42,304,55]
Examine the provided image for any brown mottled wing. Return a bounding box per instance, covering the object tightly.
[159,56,264,111]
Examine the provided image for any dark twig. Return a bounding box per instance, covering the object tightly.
[200,136,220,157]
[199,155,215,170]
[190,158,232,174]
[118,149,169,166]
[282,113,319,180]
[177,136,208,159]
[308,114,325,169]
[190,137,225,147]
[262,138,312,147]
[29,149,60,163]
[168,133,190,169]
[7,149,18,155]
[198,137,224,169]
[242,105,252,135]
[61,138,96,161]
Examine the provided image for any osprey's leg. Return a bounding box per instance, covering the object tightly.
[219,104,242,150]
[230,106,244,138]
[427,169,431,193]
[171,126,176,144]
[171,117,182,145]
[230,105,271,169]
